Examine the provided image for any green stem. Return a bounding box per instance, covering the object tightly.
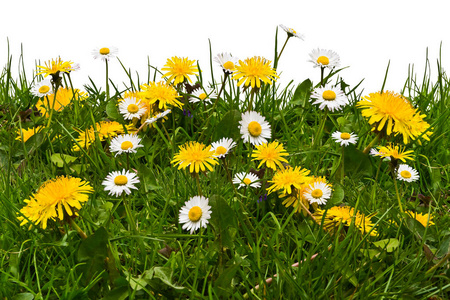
[275,37,290,67]
[105,60,110,101]
[195,173,202,196]
[69,218,87,239]
[393,176,404,214]
[247,88,256,112]
[313,108,328,148]
[46,81,60,128]
[122,194,137,234]
[340,145,345,184]
[363,132,381,154]
[320,66,325,87]
[223,158,238,196]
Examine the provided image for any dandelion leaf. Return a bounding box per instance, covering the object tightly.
[209,195,238,250]
[291,79,312,106]
[51,153,77,168]
[213,110,241,141]
[77,227,109,285]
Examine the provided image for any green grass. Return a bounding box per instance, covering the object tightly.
[1,30,450,299]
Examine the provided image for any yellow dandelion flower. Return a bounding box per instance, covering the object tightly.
[73,121,133,151]
[406,211,435,227]
[171,141,219,173]
[36,58,74,77]
[16,126,45,142]
[140,81,183,110]
[313,206,378,236]
[36,87,87,117]
[357,91,432,144]
[378,144,414,162]
[17,176,93,229]
[267,166,311,195]
[232,56,279,88]
[161,56,199,85]
[252,141,289,170]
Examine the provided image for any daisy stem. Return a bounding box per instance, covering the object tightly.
[363,132,381,154]
[122,194,137,234]
[105,60,110,101]
[247,88,256,112]
[320,67,325,87]
[215,73,229,107]
[298,200,316,222]
[126,153,130,170]
[45,81,60,129]
[69,218,87,240]
[223,159,238,196]
[195,173,203,196]
[313,108,328,148]
[340,145,345,184]
[275,37,290,67]
[393,176,405,214]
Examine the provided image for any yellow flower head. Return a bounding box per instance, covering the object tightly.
[18,176,93,229]
[161,56,199,85]
[36,87,87,117]
[267,166,311,195]
[357,91,432,144]
[232,56,279,88]
[377,144,414,163]
[406,211,435,227]
[36,58,75,77]
[73,121,134,151]
[140,81,183,110]
[171,141,219,173]
[251,141,289,171]
[16,126,45,142]
[313,206,378,237]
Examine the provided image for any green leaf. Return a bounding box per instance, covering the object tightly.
[328,183,344,206]
[342,145,373,178]
[101,286,129,300]
[11,293,34,300]
[291,79,312,107]
[138,164,162,191]
[372,238,400,253]
[212,110,241,141]
[106,99,120,120]
[77,227,109,284]
[51,153,77,168]
[209,195,238,250]
[214,262,242,298]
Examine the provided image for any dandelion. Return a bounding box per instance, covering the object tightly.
[31,79,53,97]
[303,181,332,205]
[313,206,378,236]
[239,111,271,145]
[279,24,305,40]
[251,141,289,170]
[171,141,219,173]
[36,58,75,77]
[406,211,435,227]
[331,131,358,147]
[179,196,212,234]
[73,121,133,151]
[232,56,278,88]
[17,176,93,229]
[378,144,414,162]
[16,126,45,143]
[36,87,87,117]
[109,134,143,156]
[268,166,311,195]
[162,56,199,85]
[102,170,140,197]
[140,81,183,110]
[232,172,261,189]
[397,164,419,182]
[310,85,349,112]
[211,137,236,158]
[309,49,340,69]
[118,97,147,120]
[189,88,216,104]
[92,46,118,61]
[357,91,432,144]
[214,52,239,74]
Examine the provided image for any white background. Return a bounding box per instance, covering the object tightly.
[1,0,449,96]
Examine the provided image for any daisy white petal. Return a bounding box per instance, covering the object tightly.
[214,52,239,74]
[102,169,139,197]
[31,79,53,97]
[279,24,305,40]
[310,85,349,112]
[232,172,261,189]
[331,131,358,147]
[397,164,419,182]
[309,48,340,69]
[303,181,332,205]
[179,196,212,234]
[211,137,237,158]
[239,111,271,145]
[109,134,143,156]
[92,46,118,62]
[189,88,217,104]
[118,97,147,120]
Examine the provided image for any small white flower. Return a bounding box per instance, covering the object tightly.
[279,24,305,40]
[310,85,349,112]
[214,52,239,74]
[303,181,332,205]
[211,137,237,158]
[118,97,147,120]
[331,131,358,147]
[189,88,216,104]
[370,148,391,161]
[179,196,212,234]
[308,48,340,69]
[31,79,53,97]
[109,134,144,156]
[239,111,271,145]
[232,172,261,189]
[92,46,118,62]
[397,164,419,182]
[145,109,172,124]
[102,169,140,197]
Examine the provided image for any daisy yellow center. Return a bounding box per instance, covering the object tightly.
[248,121,262,137]
[199,93,207,100]
[243,178,252,185]
[38,85,50,94]
[317,56,329,65]
[340,132,351,140]
[188,206,202,222]
[121,141,133,150]
[215,146,227,155]
[114,175,128,186]
[322,90,336,100]
[289,28,296,34]
[223,61,235,70]
[311,189,323,198]
[100,47,110,55]
[127,104,139,113]
[400,170,412,178]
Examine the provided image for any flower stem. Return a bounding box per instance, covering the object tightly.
[69,218,87,240]
[105,60,110,101]
[363,132,381,154]
[313,108,328,148]
[122,194,137,234]
[275,37,290,67]
[393,176,404,214]
[247,88,256,112]
[195,173,202,196]
[340,145,345,184]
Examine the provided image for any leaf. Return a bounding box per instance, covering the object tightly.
[51,153,77,168]
[372,238,400,253]
[106,99,120,120]
[214,262,242,298]
[11,293,34,300]
[291,79,312,106]
[101,286,129,300]
[77,227,109,285]
[212,110,241,141]
[137,164,161,191]
[209,195,238,250]
[342,145,373,178]
[328,183,344,206]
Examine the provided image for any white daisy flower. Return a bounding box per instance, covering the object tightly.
[214,52,239,74]
[102,169,140,197]
[279,24,305,40]
[31,79,53,97]
[179,196,212,234]
[109,134,144,156]
[310,85,349,112]
[92,46,118,62]
[211,137,237,158]
[331,131,358,147]
[308,48,340,69]
[397,164,419,182]
[145,109,172,124]
[239,111,271,145]
[303,181,332,205]
[189,88,216,104]
[118,97,147,120]
[232,172,261,189]
[370,148,391,161]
